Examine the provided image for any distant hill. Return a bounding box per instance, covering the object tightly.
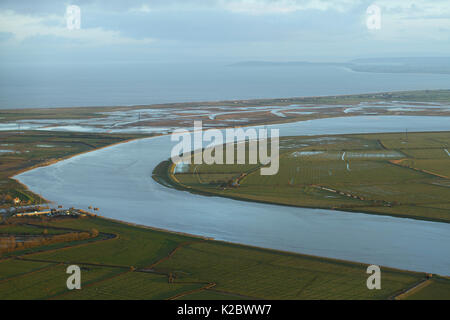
[349,57,450,74]
[229,57,450,75]
[230,61,347,67]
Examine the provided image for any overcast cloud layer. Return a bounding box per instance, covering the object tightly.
[0,0,449,63]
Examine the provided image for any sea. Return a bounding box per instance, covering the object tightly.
[1,61,449,109]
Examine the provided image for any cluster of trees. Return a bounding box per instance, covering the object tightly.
[0,228,99,254]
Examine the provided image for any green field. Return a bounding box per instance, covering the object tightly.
[402,278,450,300]
[166,131,450,223]
[1,215,447,300]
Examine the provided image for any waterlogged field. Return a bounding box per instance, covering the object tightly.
[169,132,450,223]
[1,216,448,300]
[2,90,450,134]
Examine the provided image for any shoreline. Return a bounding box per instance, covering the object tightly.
[161,177,450,224]
[155,130,450,225]
[10,134,158,204]
[160,180,450,225]
[1,89,450,112]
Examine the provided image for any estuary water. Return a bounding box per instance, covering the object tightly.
[15,116,450,275]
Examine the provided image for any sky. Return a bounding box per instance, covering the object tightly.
[0,0,449,64]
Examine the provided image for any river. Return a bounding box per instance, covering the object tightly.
[15,116,450,275]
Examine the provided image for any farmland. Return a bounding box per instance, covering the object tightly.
[166,131,450,223]
[1,215,448,300]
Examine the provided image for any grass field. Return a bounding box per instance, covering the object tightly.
[0,223,68,235]
[2,215,447,300]
[167,131,450,223]
[402,278,450,300]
